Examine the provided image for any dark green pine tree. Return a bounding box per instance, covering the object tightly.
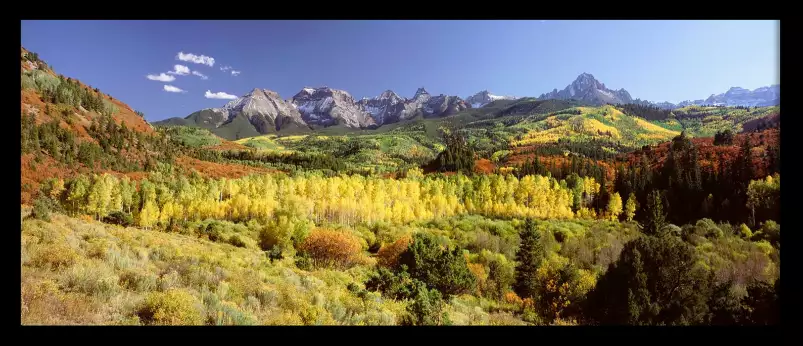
[643,190,667,236]
[513,218,544,300]
[738,137,755,183]
[583,236,711,325]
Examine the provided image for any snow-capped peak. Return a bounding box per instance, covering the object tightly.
[378,90,401,100]
[466,90,515,108]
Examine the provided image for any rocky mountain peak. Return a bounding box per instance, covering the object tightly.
[291,87,375,129]
[539,73,632,105]
[466,90,515,108]
[378,90,402,101]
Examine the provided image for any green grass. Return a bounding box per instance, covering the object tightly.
[659,105,780,137]
[21,211,408,325]
[235,135,289,152]
[160,127,221,148]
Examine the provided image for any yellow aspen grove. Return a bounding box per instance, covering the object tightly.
[60,171,583,228]
[139,200,159,229]
[159,202,175,227]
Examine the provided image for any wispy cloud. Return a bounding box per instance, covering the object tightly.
[164,85,186,93]
[176,52,215,67]
[205,90,238,99]
[146,73,175,82]
[192,71,209,80]
[231,70,241,76]
[220,65,232,72]
[167,64,190,76]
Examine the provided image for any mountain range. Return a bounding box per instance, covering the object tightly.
[155,72,779,139]
[156,86,471,138]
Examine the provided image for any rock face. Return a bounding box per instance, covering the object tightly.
[356,90,416,125]
[406,88,469,118]
[291,87,377,128]
[224,88,308,132]
[702,85,780,107]
[649,85,780,109]
[354,87,469,125]
[181,88,308,133]
[539,73,634,105]
[465,90,515,108]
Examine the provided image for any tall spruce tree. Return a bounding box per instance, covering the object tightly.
[513,218,544,299]
[643,190,667,236]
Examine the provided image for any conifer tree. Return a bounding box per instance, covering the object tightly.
[513,218,544,299]
[643,190,667,236]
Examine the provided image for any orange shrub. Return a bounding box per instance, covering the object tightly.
[504,291,523,306]
[522,298,535,309]
[376,235,412,269]
[299,229,363,269]
[467,262,487,296]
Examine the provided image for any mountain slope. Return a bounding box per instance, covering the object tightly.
[291,87,377,128]
[465,90,515,108]
[539,73,634,106]
[21,47,153,135]
[356,90,418,125]
[156,88,310,140]
[702,85,780,107]
[643,85,780,109]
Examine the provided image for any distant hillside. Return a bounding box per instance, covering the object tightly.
[20,47,268,204]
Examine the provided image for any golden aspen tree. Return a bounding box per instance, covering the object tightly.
[607,192,623,221]
[139,200,159,229]
[624,192,638,222]
[120,177,134,213]
[50,178,66,200]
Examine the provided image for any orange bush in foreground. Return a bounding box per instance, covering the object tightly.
[299,229,363,269]
[377,235,412,269]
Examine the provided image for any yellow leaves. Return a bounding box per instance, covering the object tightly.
[467,262,488,296]
[50,178,65,199]
[582,177,601,196]
[139,201,159,229]
[607,192,623,221]
[632,117,680,137]
[582,119,621,138]
[576,207,597,220]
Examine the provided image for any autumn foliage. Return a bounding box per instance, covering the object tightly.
[299,229,364,269]
[377,235,413,269]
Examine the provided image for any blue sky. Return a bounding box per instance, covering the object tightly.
[21,20,779,122]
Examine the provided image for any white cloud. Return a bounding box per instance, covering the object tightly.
[231,70,241,76]
[220,65,232,72]
[192,70,209,80]
[205,90,238,99]
[163,85,186,93]
[146,73,175,82]
[176,52,215,67]
[167,64,190,76]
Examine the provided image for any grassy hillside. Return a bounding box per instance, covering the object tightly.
[21,210,406,325]
[510,105,680,148]
[665,105,780,137]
